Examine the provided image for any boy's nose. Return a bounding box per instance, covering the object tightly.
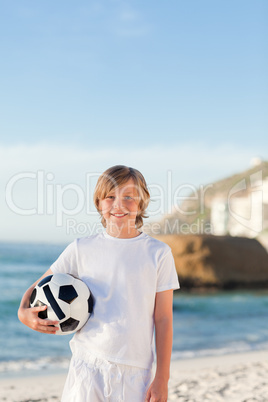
[113,198,123,209]
[113,199,120,209]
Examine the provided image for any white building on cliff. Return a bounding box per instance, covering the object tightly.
[211,174,268,238]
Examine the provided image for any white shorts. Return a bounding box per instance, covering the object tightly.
[61,353,153,402]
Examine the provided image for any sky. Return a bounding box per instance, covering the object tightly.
[0,0,267,243]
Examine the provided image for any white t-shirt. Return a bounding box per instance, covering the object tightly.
[50,232,180,369]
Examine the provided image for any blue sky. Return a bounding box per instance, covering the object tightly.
[0,0,267,242]
[1,0,267,148]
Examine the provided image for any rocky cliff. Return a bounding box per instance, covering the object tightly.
[155,234,268,289]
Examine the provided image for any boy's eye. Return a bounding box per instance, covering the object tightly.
[125,196,132,200]
[106,195,115,199]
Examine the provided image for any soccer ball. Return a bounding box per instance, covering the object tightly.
[30,273,93,335]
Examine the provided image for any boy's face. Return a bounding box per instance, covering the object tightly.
[99,179,141,234]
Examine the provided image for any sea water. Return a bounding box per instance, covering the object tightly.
[1,241,268,377]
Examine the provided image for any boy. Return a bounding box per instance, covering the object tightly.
[18,165,180,401]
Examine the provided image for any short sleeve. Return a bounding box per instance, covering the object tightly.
[156,249,180,292]
[50,240,79,278]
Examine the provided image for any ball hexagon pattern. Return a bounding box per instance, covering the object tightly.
[30,273,93,335]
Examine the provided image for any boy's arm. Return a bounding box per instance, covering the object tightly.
[18,268,59,334]
[145,289,174,402]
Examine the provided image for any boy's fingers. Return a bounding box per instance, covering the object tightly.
[37,320,59,333]
[29,305,60,333]
[42,324,59,332]
[39,326,58,334]
[37,318,59,326]
[31,305,47,313]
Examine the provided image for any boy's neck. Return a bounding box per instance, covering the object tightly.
[105,224,141,239]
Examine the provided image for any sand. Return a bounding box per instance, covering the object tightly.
[169,350,268,401]
[0,350,267,402]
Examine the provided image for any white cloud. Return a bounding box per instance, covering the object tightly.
[0,141,257,186]
[112,2,151,37]
[119,9,139,22]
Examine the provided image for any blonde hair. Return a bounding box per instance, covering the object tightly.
[94,165,150,229]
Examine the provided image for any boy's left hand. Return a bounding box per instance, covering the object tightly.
[145,376,168,402]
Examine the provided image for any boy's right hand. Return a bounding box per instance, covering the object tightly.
[18,305,59,334]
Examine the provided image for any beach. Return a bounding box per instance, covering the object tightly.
[0,350,267,402]
[169,350,268,401]
[1,243,268,401]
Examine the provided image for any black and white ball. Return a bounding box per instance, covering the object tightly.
[30,273,93,335]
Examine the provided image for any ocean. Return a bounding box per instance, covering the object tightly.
[1,241,268,377]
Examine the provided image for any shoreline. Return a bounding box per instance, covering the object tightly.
[0,350,267,401]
